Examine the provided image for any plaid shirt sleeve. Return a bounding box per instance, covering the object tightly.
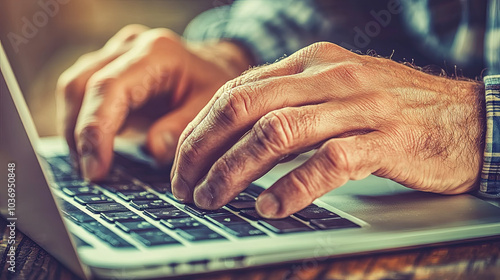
[479,0,500,197]
[481,75,500,197]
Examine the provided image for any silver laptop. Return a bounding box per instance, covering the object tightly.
[2,40,500,279]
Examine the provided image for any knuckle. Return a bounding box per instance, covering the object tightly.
[307,41,338,53]
[177,123,195,147]
[321,62,363,87]
[57,53,99,100]
[288,171,317,201]
[321,140,352,178]
[86,73,119,98]
[117,24,148,41]
[254,110,296,154]
[216,76,247,97]
[295,42,337,61]
[238,63,279,83]
[71,52,99,68]
[214,86,253,125]
[177,138,202,171]
[143,28,181,50]
[210,156,236,187]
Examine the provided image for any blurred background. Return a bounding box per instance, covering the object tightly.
[0,0,230,136]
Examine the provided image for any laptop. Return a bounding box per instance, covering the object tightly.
[2,40,500,279]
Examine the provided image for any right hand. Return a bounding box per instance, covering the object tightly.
[56,24,251,181]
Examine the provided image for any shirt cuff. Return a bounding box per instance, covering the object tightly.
[479,74,500,198]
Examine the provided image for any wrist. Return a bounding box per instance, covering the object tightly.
[188,40,255,78]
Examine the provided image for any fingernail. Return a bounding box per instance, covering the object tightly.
[172,174,189,201]
[81,154,100,181]
[256,193,280,218]
[194,184,214,209]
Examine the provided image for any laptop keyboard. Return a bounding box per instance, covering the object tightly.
[44,153,360,248]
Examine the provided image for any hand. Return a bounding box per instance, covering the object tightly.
[171,42,485,218]
[56,25,252,180]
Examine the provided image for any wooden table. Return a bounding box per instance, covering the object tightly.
[1,217,500,280]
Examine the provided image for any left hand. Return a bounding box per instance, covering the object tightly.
[171,42,485,219]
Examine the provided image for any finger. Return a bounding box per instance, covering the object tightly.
[172,76,322,200]
[256,132,387,218]
[171,47,367,199]
[171,69,367,203]
[75,31,184,180]
[56,24,148,165]
[146,92,212,167]
[170,58,300,179]
[192,104,372,209]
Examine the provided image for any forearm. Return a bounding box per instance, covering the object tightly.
[187,40,255,78]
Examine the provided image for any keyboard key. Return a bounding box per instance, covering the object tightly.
[239,209,263,221]
[160,217,204,229]
[116,220,157,233]
[62,186,101,196]
[59,200,81,213]
[125,161,171,183]
[87,202,129,213]
[232,193,255,202]
[131,230,180,247]
[176,227,226,242]
[60,201,95,223]
[259,218,313,234]
[113,153,144,169]
[225,224,266,238]
[101,211,143,223]
[46,156,71,171]
[244,184,265,197]
[138,174,171,184]
[102,183,144,193]
[97,170,130,185]
[80,221,133,247]
[226,200,255,211]
[117,191,159,201]
[184,204,229,217]
[144,208,189,220]
[207,214,247,228]
[164,192,182,202]
[67,212,96,224]
[130,200,172,210]
[310,218,360,230]
[74,194,114,205]
[294,206,340,221]
[149,182,172,193]
[56,180,89,188]
[54,172,82,182]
